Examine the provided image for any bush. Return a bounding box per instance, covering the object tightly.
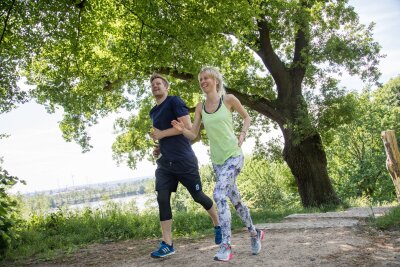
[0,159,24,258]
[372,205,400,230]
[237,157,300,209]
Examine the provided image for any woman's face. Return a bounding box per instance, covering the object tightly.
[199,73,218,93]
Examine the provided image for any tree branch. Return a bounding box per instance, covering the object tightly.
[119,0,157,32]
[293,28,308,68]
[163,0,182,7]
[119,0,179,41]
[291,1,311,86]
[73,3,84,77]
[226,86,285,125]
[152,67,285,124]
[156,67,194,80]
[75,0,87,9]
[0,0,16,53]
[103,78,122,91]
[256,18,290,99]
[135,21,144,55]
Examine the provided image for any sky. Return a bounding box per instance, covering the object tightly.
[1,0,400,194]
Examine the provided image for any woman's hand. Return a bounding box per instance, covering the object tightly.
[171,118,185,132]
[238,131,246,147]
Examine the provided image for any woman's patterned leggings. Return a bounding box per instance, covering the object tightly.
[213,155,256,245]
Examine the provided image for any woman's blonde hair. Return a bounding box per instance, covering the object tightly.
[198,66,226,96]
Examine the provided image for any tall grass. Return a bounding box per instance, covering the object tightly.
[4,199,398,264]
[4,204,160,261]
[2,202,301,263]
[372,205,400,230]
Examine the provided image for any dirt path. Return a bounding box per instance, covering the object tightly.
[14,207,400,267]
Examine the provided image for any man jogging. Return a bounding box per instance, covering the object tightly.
[148,73,221,258]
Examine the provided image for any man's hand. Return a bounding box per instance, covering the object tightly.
[150,127,163,140]
[153,145,161,158]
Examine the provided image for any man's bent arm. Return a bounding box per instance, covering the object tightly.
[152,115,192,140]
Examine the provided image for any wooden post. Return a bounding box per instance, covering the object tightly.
[381,130,400,202]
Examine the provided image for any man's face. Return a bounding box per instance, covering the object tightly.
[151,78,168,97]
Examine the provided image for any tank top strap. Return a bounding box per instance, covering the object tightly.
[202,96,223,114]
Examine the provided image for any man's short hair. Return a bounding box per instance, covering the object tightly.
[150,73,169,88]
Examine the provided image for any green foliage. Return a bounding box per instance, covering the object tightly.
[112,100,155,168]
[171,157,300,213]
[325,76,400,203]
[4,204,159,261]
[252,136,284,163]
[0,159,25,257]
[1,199,300,262]
[237,157,300,209]
[0,0,31,114]
[1,1,382,157]
[306,81,359,144]
[372,205,400,231]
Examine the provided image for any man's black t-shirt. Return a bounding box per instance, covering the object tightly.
[149,96,195,161]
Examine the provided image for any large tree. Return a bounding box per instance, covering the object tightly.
[0,0,382,207]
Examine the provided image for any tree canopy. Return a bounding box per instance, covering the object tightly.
[0,0,384,206]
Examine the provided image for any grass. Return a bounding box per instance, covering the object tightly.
[2,204,161,262]
[5,201,397,264]
[371,205,400,230]
[1,203,305,263]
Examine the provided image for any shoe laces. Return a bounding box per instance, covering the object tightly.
[160,241,172,251]
[219,243,230,253]
[251,231,259,245]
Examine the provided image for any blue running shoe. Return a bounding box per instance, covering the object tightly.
[150,241,175,258]
[214,226,222,244]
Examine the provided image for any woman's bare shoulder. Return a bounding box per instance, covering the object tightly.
[224,94,239,104]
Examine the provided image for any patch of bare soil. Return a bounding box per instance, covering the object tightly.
[5,208,400,267]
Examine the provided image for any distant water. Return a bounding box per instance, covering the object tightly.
[65,194,157,213]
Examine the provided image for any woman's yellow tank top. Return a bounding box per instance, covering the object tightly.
[201,97,242,165]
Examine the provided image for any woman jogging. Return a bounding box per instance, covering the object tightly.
[171,66,265,262]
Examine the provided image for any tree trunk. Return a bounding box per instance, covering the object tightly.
[381,130,400,202]
[282,129,340,207]
[229,86,341,207]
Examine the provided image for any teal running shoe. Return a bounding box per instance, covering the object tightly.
[150,241,175,258]
[214,243,233,262]
[251,229,265,255]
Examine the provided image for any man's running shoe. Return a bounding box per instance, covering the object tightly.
[214,226,222,244]
[251,228,265,255]
[150,241,175,258]
[214,243,233,261]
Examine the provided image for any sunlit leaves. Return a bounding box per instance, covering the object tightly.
[112,97,154,168]
[0,0,384,171]
[325,76,400,203]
